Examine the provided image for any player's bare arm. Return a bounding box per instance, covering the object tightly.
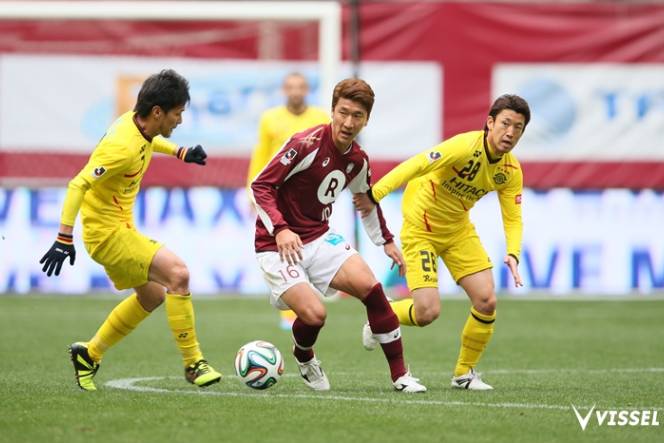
[383,241,406,277]
[504,254,523,287]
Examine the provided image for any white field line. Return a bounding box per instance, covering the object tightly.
[105,376,570,410]
[105,367,664,412]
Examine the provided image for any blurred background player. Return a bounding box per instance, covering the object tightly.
[246,72,329,330]
[39,69,222,391]
[250,78,426,393]
[354,94,530,390]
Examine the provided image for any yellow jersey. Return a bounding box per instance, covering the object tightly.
[60,111,178,246]
[246,105,329,186]
[371,130,523,259]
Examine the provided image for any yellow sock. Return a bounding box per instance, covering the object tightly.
[88,293,150,362]
[390,299,419,326]
[165,293,203,367]
[454,306,496,376]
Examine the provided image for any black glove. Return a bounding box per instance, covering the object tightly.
[40,235,76,277]
[178,145,207,165]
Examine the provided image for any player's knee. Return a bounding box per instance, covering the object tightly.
[299,306,326,327]
[416,304,440,326]
[475,293,496,314]
[169,263,190,294]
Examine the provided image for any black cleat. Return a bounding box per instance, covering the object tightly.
[68,342,100,391]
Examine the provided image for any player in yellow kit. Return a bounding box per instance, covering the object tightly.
[354,94,530,390]
[39,69,222,391]
[246,72,329,330]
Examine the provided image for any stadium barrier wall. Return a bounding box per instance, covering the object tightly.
[3,2,664,188]
[2,186,663,296]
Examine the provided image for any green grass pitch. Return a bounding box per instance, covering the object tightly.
[1,295,662,443]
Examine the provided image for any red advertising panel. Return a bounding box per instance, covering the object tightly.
[1,2,664,188]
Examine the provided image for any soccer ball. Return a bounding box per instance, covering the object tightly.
[234,340,284,390]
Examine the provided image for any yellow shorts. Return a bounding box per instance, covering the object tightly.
[401,220,492,289]
[84,226,162,290]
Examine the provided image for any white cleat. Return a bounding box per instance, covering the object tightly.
[362,322,379,351]
[296,357,330,391]
[450,368,493,390]
[393,371,427,393]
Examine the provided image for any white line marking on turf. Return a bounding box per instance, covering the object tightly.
[105,376,570,410]
[105,373,663,412]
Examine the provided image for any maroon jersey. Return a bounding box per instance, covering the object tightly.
[251,124,394,252]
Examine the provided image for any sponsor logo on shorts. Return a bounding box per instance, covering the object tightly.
[515,194,522,204]
[324,232,345,246]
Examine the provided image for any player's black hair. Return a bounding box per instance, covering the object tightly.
[134,69,190,117]
[485,94,531,130]
[332,78,375,117]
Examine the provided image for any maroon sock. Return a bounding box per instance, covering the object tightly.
[292,317,323,363]
[362,283,407,381]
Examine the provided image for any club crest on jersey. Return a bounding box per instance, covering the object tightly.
[322,157,330,167]
[280,148,298,165]
[515,194,522,205]
[493,172,507,184]
[428,151,442,163]
[92,166,106,178]
[300,134,321,147]
[346,163,355,174]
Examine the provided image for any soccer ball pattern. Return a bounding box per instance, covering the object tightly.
[234,340,284,390]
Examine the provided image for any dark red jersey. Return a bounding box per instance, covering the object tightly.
[251,123,394,252]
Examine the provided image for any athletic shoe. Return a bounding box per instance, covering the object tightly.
[393,371,427,393]
[450,368,493,390]
[185,359,222,387]
[296,356,330,391]
[361,322,378,351]
[68,342,100,391]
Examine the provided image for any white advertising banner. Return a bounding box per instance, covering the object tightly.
[0,55,441,158]
[1,187,663,296]
[493,64,664,160]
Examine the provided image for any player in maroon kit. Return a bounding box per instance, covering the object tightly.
[250,78,426,393]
